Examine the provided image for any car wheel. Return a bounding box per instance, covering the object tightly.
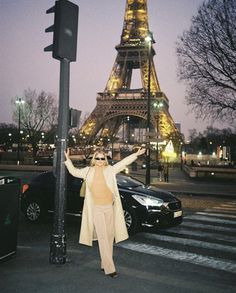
[124,208,139,235]
[24,198,46,223]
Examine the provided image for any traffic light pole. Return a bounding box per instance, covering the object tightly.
[17,105,21,165]
[50,59,70,264]
[44,0,78,264]
[145,41,151,186]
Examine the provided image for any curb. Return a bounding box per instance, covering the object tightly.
[167,190,236,199]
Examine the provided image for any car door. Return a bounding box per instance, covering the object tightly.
[66,174,84,214]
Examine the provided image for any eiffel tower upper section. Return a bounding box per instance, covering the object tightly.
[80,0,179,142]
[105,0,161,95]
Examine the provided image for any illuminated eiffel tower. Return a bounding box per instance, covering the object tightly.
[80,0,180,146]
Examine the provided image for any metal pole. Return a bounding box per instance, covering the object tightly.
[180,143,183,170]
[146,41,151,185]
[50,58,70,264]
[156,111,159,164]
[17,105,20,165]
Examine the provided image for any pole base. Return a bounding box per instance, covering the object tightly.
[49,233,67,264]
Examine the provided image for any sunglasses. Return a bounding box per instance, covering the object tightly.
[95,157,105,161]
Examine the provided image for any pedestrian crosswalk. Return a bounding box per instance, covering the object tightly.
[116,200,236,274]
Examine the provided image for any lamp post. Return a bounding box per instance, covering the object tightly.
[145,32,153,185]
[15,97,25,165]
[153,101,164,165]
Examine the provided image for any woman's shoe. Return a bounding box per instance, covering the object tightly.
[108,272,118,278]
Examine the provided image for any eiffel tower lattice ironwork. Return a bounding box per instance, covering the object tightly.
[80,0,180,145]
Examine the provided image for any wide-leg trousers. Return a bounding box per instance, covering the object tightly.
[93,204,115,274]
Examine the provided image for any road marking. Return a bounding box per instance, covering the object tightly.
[211,206,236,211]
[162,227,236,243]
[184,214,236,225]
[117,241,236,273]
[220,204,236,208]
[0,251,16,260]
[180,221,236,233]
[203,209,236,216]
[141,233,236,254]
[227,202,236,205]
[196,212,236,219]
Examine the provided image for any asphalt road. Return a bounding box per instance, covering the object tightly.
[1,169,236,292]
[1,201,236,293]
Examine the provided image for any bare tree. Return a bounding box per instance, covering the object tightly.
[12,89,58,158]
[176,0,236,122]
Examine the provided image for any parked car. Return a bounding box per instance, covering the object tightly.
[21,172,182,234]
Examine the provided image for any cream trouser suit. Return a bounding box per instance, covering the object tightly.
[93,204,115,274]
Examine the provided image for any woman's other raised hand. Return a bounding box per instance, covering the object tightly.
[64,148,70,161]
[136,147,146,156]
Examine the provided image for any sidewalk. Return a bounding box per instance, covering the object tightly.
[1,217,159,293]
[130,167,236,198]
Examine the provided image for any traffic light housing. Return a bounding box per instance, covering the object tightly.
[69,108,81,128]
[45,0,79,62]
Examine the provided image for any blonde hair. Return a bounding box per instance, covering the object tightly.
[90,150,109,166]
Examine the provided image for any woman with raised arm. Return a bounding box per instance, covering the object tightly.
[64,147,145,278]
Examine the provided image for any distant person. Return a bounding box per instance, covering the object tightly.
[191,160,194,166]
[163,163,169,182]
[158,163,164,181]
[64,147,145,278]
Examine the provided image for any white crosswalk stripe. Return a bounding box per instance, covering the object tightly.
[211,206,236,211]
[204,208,236,214]
[116,201,236,273]
[184,214,236,225]
[195,211,236,219]
[180,221,236,233]
[163,227,236,243]
[117,242,236,273]
[219,204,236,208]
[141,233,236,254]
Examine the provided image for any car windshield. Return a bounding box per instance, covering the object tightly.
[116,175,144,188]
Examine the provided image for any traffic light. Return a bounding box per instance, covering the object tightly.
[69,108,81,128]
[45,0,79,62]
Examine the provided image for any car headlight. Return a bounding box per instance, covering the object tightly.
[132,194,164,207]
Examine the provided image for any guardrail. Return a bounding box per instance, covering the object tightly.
[0,164,52,172]
[183,165,236,179]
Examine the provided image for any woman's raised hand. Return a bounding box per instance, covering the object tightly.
[64,148,70,161]
[136,147,146,156]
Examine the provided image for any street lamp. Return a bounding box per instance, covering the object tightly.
[153,101,164,164]
[15,97,25,165]
[145,32,153,185]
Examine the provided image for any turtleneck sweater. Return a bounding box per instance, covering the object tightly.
[91,166,113,205]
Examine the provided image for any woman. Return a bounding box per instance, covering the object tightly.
[64,147,145,278]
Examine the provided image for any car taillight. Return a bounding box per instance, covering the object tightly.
[22,184,29,194]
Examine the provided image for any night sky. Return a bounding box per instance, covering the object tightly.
[0,0,229,138]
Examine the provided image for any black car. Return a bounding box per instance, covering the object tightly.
[21,172,182,234]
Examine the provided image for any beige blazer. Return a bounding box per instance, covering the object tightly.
[65,153,138,246]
